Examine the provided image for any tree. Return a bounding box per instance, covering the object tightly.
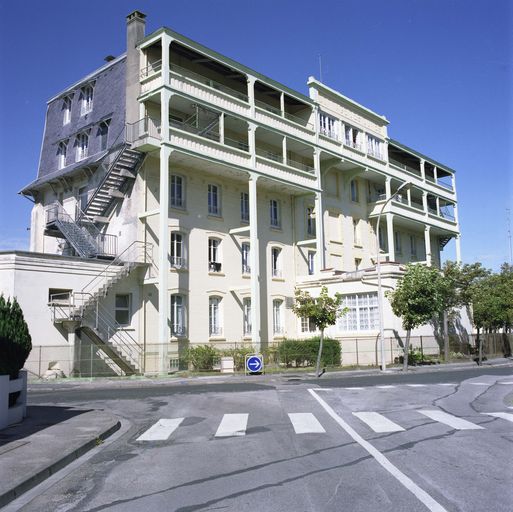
[386,264,445,370]
[292,286,345,377]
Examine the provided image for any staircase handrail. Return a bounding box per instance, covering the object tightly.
[81,240,155,295]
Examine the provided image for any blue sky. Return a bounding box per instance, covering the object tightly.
[0,0,511,270]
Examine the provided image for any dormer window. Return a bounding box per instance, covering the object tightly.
[319,112,338,140]
[62,96,72,125]
[80,84,94,116]
[98,121,110,151]
[344,124,362,150]
[57,141,67,170]
[75,132,89,161]
[367,135,383,160]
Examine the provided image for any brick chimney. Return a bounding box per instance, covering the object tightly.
[126,10,146,126]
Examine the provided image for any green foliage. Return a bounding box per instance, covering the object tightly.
[386,264,446,331]
[183,345,219,371]
[277,337,341,367]
[441,261,490,310]
[0,295,32,378]
[292,286,345,330]
[219,345,255,371]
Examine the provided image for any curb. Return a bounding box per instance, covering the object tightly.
[0,419,121,508]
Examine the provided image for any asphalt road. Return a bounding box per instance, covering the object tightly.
[12,366,513,511]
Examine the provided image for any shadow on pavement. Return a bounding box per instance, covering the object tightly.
[0,405,91,447]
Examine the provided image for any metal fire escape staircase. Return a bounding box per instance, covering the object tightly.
[50,242,157,375]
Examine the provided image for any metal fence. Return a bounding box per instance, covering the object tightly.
[24,333,512,380]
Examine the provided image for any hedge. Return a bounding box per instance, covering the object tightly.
[276,337,341,368]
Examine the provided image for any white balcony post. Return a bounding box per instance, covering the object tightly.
[424,226,432,266]
[282,136,287,164]
[455,234,462,264]
[248,122,256,168]
[433,166,438,184]
[219,112,225,144]
[161,33,172,87]
[280,92,285,117]
[436,196,440,216]
[420,159,425,181]
[249,174,261,350]
[422,191,428,214]
[314,149,326,271]
[406,187,412,207]
[386,213,395,261]
[385,177,391,200]
[247,75,256,117]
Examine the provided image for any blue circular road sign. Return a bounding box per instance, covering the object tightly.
[246,355,263,373]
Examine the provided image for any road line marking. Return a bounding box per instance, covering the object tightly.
[343,387,365,390]
[308,389,448,512]
[288,413,326,434]
[353,412,405,433]
[406,384,427,387]
[438,383,455,386]
[376,385,396,389]
[499,381,513,385]
[215,414,248,437]
[136,418,184,441]
[481,412,513,423]
[468,382,490,386]
[418,410,484,430]
[315,388,333,391]
[508,406,513,410]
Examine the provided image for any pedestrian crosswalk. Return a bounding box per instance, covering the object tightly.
[135,407,511,442]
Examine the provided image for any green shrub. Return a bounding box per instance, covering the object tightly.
[184,345,219,371]
[0,295,32,378]
[277,337,341,368]
[219,346,255,371]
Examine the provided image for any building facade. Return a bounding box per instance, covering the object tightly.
[0,11,465,376]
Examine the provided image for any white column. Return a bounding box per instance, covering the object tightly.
[406,187,412,207]
[158,88,172,374]
[161,33,172,87]
[420,159,425,181]
[248,122,256,168]
[424,226,432,266]
[422,191,428,213]
[280,92,285,117]
[386,213,395,262]
[282,136,287,164]
[247,75,256,117]
[455,234,462,264]
[249,174,261,350]
[436,196,440,216]
[314,149,326,271]
[219,112,225,144]
[433,166,438,183]
[385,177,391,200]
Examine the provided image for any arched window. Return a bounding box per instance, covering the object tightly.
[75,132,89,161]
[209,296,222,336]
[99,121,109,151]
[80,84,94,115]
[57,141,67,170]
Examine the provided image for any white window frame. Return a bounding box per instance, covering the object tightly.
[271,247,282,278]
[170,232,186,268]
[241,242,250,274]
[57,141,67,170]
[338,293,379,332]
[367,135,383,160]
[270,199,281,228]
[209,296,222,336]
[170,294,186,337]
[353,218,361,246]
[63,96,72,125]
[208,184,221,216]
[301,316,316,333]
[306,206,316,236]
[170,174,185,209]
[243,298,252,336]
[410,235,417,257]
[99,121,109,152]
[395,231,402,254]
[75,132,88,161]
[80,84,94,116]
[240,192,249,223]
[272,299,283,335]
[114,294,131,326]
[344,124,362,150]
[319,111,338,140]
[208,237,222,272]
[307,251,315,275]
[350,180,359,202]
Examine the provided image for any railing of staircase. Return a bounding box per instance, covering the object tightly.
[81,241,155,296]
[125,117,161,143]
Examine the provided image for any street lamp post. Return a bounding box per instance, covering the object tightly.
[376,181,411,371]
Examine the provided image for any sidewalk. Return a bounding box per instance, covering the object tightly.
[0,356,511,508]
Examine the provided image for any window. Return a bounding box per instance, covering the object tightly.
[99,122,109,152]
[209,296,222,336]
[272,299,283,334]
[48,288,72,304]
[270,199,280,228]
[62,96,72,125]
[308,251,315,275]
[170,232,186,268]
[306,207,316,236]
[241,242,250,274]
[353,219,361,246]
[171,295,186,336]
[271,247,282,277]
[243,298,252,335]
[319,112,338,139]
[57,141,67,170]
[208,184,221,216]
[170,175,184,208]
[77,186,88,213]
[240,192,249,222]
[344,125,361,150]
[208,238,221,272]
[115,294,131,326]
[80,84,94,115]
[301,316,316,333]
[75,132,88,161]
[355,258,362,271]
[395,231,402,254]
[367,135,383,159]
[338,293,378,332]
[410,235,417,257]
[350,180,359,202]
[378,224,387,251]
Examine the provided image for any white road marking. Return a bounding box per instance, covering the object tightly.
[438,383,455,386]
[315,388,333,391]
[481,412,513,423]
[353,412,405,433]
[288,413,326,434]
[136,418,184,441]
[215,414,248,437]
[343,387,365,390]
[308,389,448,512]
[418,410,484,430]
[376,385,396,389]
[406,384,427,387]
[468,382,490,386]
[499,381,513,385]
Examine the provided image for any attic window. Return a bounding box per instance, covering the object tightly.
[80,84,94,116]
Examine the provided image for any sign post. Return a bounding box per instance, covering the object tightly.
[245,354,264,375]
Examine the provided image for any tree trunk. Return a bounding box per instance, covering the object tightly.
[477,328,483,365]
[316,329,324,377]
[403,329,411,371]
[443,310,449,362]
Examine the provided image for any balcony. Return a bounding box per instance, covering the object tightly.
[126,117,161,151]
[170,256,187,269]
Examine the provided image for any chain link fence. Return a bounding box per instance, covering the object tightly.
[24,333,512,379]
